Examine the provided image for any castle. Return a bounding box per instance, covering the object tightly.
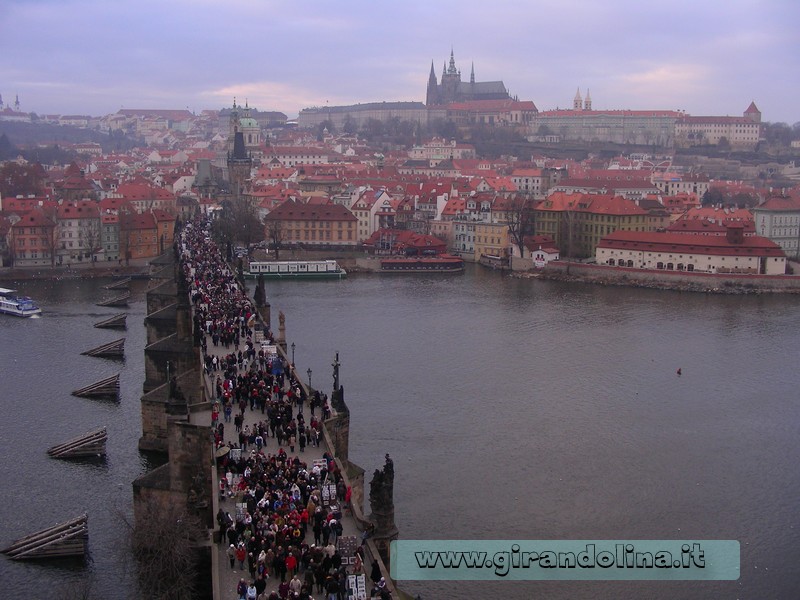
[425,50,510,106]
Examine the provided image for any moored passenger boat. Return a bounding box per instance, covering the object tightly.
[0,287,42,317]
[245,260,347,279]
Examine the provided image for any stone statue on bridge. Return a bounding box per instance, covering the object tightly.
[369,454,395,516]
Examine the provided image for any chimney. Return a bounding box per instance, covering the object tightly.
[726,223,744,245]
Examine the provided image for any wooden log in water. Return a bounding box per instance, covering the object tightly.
[2,514,88,560]
[47,427,107,458]
[96,292,130,307]
[93,313,127,329]
[72,374,120,399]
[81,338,125,359]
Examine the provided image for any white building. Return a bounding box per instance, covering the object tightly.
[596,227,786,275]
[752,195,800,260]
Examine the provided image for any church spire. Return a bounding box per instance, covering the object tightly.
[584,88,592,111]
[470,62,475,84]
[573,87,582,110]
[448,48,457,75]
[426,61,439,106]
[14,94,19,112]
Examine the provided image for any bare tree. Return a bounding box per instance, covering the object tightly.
[5,224,17,268]
[506,196,536,260]
[561,209,578,256]
[217,197,265,248]
[120,497,206,600]
[80,219,102,265]
[266,218,284,260]
[45,222,60,268]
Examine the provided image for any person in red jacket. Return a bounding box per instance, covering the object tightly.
[236,543,247,570]
[285,552,298,577]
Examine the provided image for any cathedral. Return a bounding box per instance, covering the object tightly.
[425,50,510,106]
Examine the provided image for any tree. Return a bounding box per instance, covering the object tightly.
[122,498,206,600]
[362,118,384,139]
[45,221,60,267]
[559,207,580,262]
[215,197,264,249]
[0,162,46,197]
[343,115,358,135]
[266,218,284,260]
[80,219,102,264]
[6,224,17,268]
[702,187,726,207]
[0,133,17,160]
[731,192,758,208]
[506,196,536,260]
[428,118,459,140]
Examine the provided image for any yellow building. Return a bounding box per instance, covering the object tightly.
[535,192,650,258]
[263,199,358,247]
[474,222,510,262]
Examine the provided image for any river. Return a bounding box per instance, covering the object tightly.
[1,267,799,599]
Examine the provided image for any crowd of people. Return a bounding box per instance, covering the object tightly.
[178,219,389,600]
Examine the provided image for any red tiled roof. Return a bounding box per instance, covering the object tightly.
[539,192,647,216]
[679,206,753,223]
[540,109,680,117]
[598,230,784,257]
[678,115,755,125]
[756,196,800,211]
[446,99,538,112]
[263,199,356,222]
[117,182,176,200]
[11,209,56,228]
[57,200,100,219]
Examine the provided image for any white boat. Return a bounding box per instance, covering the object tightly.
[245,260,347,280]
[0,287,42,317]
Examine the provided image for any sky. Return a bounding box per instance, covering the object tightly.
[1,0,799,124]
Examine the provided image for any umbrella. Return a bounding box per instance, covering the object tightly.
[215,446,230,458]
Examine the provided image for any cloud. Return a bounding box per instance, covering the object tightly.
[2,0,799,122]
[619,63,710,92]
[201,81,346,117]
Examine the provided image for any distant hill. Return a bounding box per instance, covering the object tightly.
[1,121,106,145]
[0,121,142,155]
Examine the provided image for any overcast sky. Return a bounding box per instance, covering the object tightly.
[2,0,798,123]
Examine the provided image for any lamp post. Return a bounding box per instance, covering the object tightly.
[291,342,295,365]
[307,368,312,390]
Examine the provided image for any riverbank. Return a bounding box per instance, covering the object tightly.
[0,261,150,282]
[516,261,800,294]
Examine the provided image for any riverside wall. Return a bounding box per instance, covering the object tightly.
[539,261,800,294]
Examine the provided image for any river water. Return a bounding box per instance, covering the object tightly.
[0,277,151,600]
[1,267,799,599]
